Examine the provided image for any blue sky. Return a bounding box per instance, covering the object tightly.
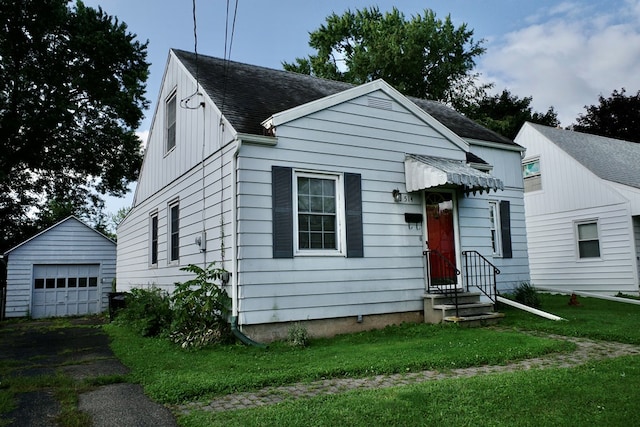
[84,0,640,212]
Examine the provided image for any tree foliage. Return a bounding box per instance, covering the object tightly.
[573,88,640,143]
[283,7,488,109]
[0,0,148,251]
[465,89,559,140]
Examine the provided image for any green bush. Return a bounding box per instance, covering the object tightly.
[116,287,172,337]
[170,263,233,349]
[513,282,541,308]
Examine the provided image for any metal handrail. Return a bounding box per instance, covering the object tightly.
[461,250,500,308]
[423,248,462,316]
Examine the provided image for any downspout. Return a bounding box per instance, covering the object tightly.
[496,296,565,321]
[230,136,266,348]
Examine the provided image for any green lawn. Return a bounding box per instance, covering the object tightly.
[181,356,640,427]
[499,293,640,343]
[105,322,570,404]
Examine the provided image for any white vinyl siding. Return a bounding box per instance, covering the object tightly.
[518,123,638,294]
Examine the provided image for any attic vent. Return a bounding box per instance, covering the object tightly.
[368,96,393,110]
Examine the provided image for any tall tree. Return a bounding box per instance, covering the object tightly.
[0,0,149,251]
[283,7,489,109]
[465,89,559,140]
[573,88,640,143]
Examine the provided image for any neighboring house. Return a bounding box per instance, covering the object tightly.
[116,49,530,341]
[516,122,640,295]
[3,216,116,318]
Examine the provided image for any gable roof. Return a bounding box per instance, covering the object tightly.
[527,122,640,189]
[4,216,115,256]
[172,49,516,146]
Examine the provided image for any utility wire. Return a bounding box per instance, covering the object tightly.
[220,0,239,115]
[181,0,201,109]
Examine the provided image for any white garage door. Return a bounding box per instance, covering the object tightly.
[32,264,101,318]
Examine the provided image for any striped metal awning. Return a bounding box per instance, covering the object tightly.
[404,154,504,194]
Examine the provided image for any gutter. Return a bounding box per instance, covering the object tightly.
[229,133,276,347]
[536,287,640,306]
[496,296,565,321]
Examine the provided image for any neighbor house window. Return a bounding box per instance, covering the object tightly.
[576,220,600,259]
[169,201,179,263]
[489,201,502,256]
[150,212,158,266]
[165,90,177,152]
[522,157,541,192]
[295,172,342,254]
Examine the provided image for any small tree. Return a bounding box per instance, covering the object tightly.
[170,263,233,349]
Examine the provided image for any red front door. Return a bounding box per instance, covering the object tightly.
[425,192,457,285]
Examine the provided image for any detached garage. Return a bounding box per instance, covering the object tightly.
[3,216,116,319]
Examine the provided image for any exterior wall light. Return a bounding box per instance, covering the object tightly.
[392,188,402,202]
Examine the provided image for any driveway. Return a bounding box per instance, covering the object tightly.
[0,317,177,427]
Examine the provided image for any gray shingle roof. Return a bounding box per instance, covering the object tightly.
[529,122,640,189]
[172,49,516,146]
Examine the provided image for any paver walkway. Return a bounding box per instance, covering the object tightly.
[174,334,640,415]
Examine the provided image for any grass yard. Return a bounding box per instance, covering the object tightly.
[105,322,571,404]
[499,293,640,343]
[179,355,640,427]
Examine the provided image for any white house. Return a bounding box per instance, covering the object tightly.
[516,122,640,295]
[116,49,530,341]
[3,216,116,318]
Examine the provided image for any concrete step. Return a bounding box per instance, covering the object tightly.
[424,292,482,305]
[433,302,495,318]
[443,312,505,327]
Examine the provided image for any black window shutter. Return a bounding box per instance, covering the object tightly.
[272,166,293,258]
[500,200,513,259]
[344,173,364,258]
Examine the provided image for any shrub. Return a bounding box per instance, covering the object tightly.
[170,263,233,349]
[287,322,309,348]
[116,287,172,337]
[513,282,541,308]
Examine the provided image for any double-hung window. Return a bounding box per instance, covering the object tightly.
[165,90,177,153]
[150,212,158,266]
[272,166,363,258]
[576,220,600,259]
[522,157,541,192]
[489,201,502,256]
[488,200,512,258]
[169,201,180,263]
[295,172,342,254]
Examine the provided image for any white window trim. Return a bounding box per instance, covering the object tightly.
[149,210,159,267]
[168,200,180,265]
[489,201,502,257]
[574,219,602,261]
[165,89,177,154]
[293,170,346,257]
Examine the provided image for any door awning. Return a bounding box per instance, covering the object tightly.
[404,154,504,194]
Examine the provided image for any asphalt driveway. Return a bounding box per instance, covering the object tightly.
[0,317,177,426]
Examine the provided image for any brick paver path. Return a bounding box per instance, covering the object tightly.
[174,334,640,415]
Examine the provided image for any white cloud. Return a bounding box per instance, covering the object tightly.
[479,0,640,126]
